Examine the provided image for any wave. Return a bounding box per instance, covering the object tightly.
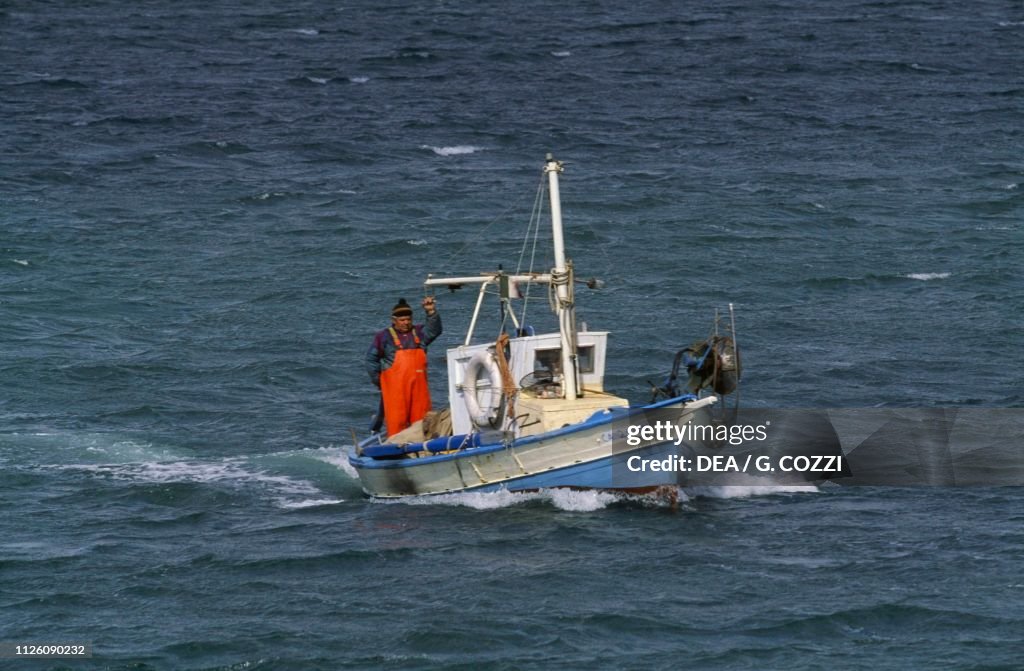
[804,271,951,287]
[180,140,255,156]
[353,237,436,256]
[6,431,353,509]
[1,432,186,465]
[390,488,620,511]
[686,483,819,499]
[422,144,484,157]
[79,113,197,127]
[12,76,89,89]
[244,191,297,203]
[277,497,344,509]
[63,458,342,510]
[308,445,359,480]
[283,74,334,87]
[369,482,818,511]
[742,602,1019,639]
[59,458,312,490]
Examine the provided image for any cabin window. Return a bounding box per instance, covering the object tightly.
[535,348,560,374]
[535,346,595,374]
[578,345,594,373]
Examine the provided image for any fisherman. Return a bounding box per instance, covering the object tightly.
[366,296,442,438]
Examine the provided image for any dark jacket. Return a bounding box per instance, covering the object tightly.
[365,311,442,387]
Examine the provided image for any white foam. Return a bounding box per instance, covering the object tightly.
[306,76,329,85]
[551,50,572,57]
[546,488,619,511]
[349,76,370,84]
[277,497,345,509]
[309,446,360,479]
[30,433,185,464]
[388,487,621,511]
[687,483,818,499]
[31,435,354,509]
[406,239,427,246]
[12,259,29,266]
[67,458,297,486]
[399,488,538,509]
[58,457,329,508]
[422,145,483,157]
[903,272,950,281]
[290,28,319,36]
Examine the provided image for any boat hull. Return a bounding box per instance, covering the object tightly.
[348,396,719,498]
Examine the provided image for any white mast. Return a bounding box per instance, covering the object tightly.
[544,154,580,399]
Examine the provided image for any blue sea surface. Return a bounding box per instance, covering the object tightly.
[2,0,1023,669]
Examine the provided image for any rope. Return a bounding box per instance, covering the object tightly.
[549,267,571,312]
[494,332,518,423]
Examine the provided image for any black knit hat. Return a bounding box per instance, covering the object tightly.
[391,298,413,318]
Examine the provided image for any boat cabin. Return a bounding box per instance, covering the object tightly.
[426,271,629,439]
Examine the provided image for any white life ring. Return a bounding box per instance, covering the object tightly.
[462,351,503,428]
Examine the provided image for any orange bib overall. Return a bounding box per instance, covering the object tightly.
[380,328,432,438]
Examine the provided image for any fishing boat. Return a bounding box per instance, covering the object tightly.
[348,154,740,498]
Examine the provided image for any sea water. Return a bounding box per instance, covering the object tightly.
[2,0,1022,669]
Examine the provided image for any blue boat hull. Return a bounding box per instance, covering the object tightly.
[348,395,719,498]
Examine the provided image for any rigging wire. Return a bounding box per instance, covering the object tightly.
[495,174,547,337]
[430,171,554,345]
[513,175,548,331]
